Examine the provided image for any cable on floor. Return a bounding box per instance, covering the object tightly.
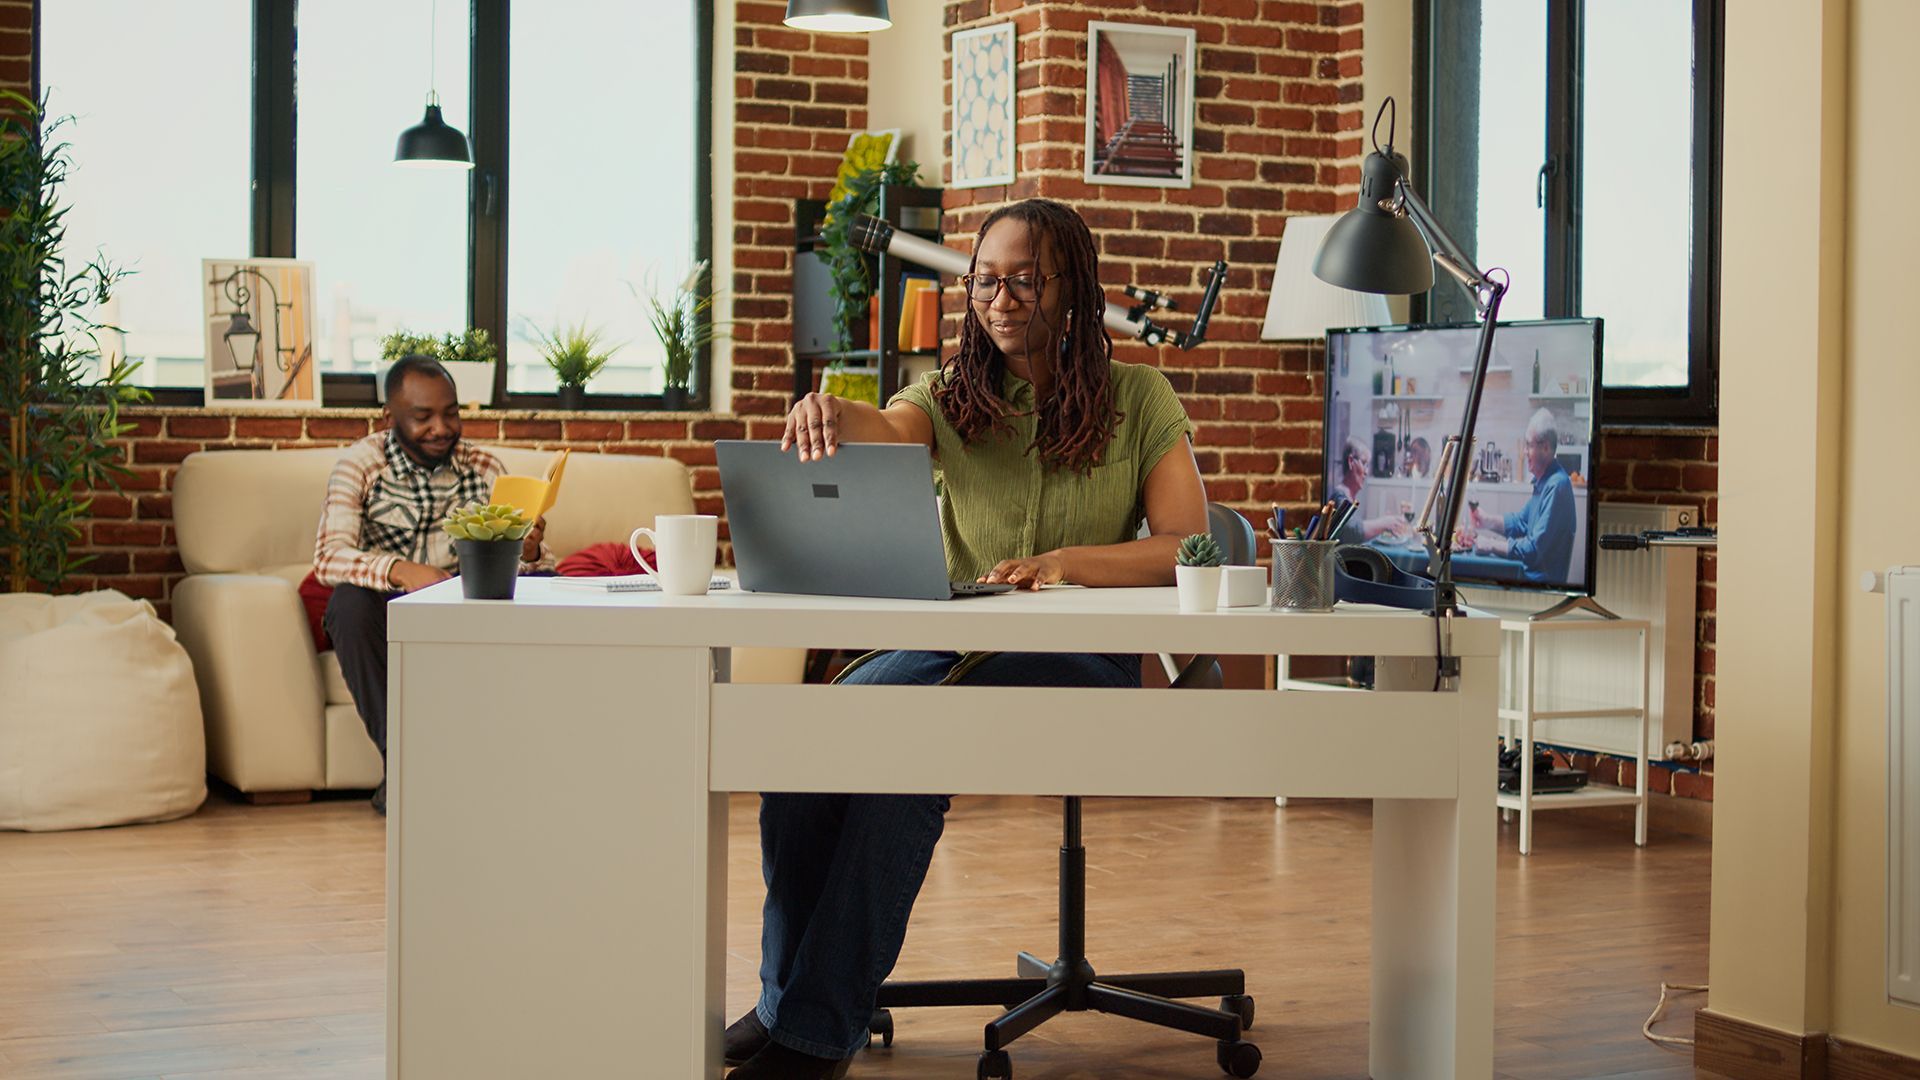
[1642,981,1708,1047]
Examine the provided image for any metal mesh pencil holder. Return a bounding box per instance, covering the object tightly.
[1270,539,1339,612]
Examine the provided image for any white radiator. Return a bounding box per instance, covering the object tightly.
[1465,502,1699,757]
[1867,566,1920,1009]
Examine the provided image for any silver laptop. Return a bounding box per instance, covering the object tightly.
[715,441,1014,601]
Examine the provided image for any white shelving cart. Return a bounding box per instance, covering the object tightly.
[1493,611,1652,854]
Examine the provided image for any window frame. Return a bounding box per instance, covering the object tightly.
[34,0,715,411]
[1413,0,1721,424]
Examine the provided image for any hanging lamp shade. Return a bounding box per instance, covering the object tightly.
[1311,149,1433,295]
[395,99,472,169]
[784,0,890,32]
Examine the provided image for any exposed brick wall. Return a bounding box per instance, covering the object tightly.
[63,407,785,622]
[728,0,871,417]
[935,0,1364,552]
[0,0,28,93]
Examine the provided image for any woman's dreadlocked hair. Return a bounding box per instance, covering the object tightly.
[932,198,1120,475]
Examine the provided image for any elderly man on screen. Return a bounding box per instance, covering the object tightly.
[1458,408,1576,584]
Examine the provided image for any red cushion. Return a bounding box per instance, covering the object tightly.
[297,571,334,652]
[556,541,646,578]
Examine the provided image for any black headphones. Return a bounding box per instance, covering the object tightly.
[1333,544,1439,610]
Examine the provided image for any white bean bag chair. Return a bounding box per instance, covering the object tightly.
[0,590,207,831]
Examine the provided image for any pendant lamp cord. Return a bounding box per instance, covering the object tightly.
[427,0,438,105]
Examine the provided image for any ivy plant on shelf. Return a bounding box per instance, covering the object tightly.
[819,159,922,353]
[0,92,149,594]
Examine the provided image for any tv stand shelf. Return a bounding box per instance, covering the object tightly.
[1493,612,1652,855]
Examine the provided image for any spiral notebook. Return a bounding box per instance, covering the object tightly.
[549,574,733,593]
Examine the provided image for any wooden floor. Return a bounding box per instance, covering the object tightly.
[0,792,1721,1079]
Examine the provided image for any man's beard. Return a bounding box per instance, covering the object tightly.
[396,428,458,468]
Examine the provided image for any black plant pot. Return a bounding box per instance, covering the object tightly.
[455,539,521,600]
[661,385,689,411]
[556,384,587,410]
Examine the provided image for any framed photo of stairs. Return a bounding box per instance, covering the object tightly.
[1084,21,1196,189]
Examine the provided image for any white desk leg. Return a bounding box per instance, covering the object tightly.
[1370,655,1495,1080]
[388,642,727,1080]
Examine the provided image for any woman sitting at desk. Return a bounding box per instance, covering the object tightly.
[722,198,1209,1079]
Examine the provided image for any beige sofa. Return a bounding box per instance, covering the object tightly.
[171,443,794,797]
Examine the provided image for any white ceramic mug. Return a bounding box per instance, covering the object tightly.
[628,514,719,596]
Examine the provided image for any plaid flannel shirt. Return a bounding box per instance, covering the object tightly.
[313,431,555,591]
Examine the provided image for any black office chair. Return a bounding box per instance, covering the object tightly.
[867,504,1265,1079]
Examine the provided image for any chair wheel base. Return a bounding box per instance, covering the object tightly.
[1217,1038,1261,1077]
[1221,993,1255,1030]
[978,1047,1012,1079]
[865,1008,893,1048]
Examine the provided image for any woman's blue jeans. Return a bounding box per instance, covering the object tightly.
[754,649,1140,1059]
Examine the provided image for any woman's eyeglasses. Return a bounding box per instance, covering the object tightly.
[962,272,1062,304]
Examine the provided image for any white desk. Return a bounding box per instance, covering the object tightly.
[385,579,1498,1079]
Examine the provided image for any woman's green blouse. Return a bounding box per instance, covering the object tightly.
[890,361,1194,583]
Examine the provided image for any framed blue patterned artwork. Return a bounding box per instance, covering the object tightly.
[1083,21,1196,189]
[951,22,1016,189]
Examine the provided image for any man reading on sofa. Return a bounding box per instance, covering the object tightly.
[314,355,553,814]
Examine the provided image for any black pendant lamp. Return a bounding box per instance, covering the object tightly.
[395,0,472,168]
[784,0,891,33]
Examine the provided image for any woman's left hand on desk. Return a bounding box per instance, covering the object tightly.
[981,552,1066,590]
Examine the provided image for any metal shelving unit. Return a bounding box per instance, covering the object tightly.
[791,184,945,406]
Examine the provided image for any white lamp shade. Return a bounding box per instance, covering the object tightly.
[1260,214,1393,340]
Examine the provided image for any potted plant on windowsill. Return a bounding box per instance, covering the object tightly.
[531,322,616,411]
[443,502,534,600]
[1174,533,1223,613]
[378,327,497,407]
[642,260,722,411]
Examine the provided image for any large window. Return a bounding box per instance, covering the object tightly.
[40,0,253,388]
[38,0,712,407]
[504,1,701,394]
[1419,0,1720,421]
[297,0,471,376]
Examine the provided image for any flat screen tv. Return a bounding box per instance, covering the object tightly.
[1322,318,1604,597]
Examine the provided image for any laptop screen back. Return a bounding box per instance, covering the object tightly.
[715,441,957,601]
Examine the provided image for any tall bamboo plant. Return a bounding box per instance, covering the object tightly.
[0,93,148,593]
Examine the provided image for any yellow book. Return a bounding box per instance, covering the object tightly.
[490,448,569,520]
[898,278,934,351]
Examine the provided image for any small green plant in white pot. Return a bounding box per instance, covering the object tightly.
[443,502,534,600]
[378,327,497,407]
[1174,533,1223,613]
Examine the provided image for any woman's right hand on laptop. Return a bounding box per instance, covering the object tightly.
[782,392,844,462]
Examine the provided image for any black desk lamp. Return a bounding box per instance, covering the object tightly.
[1313,98,1508,624]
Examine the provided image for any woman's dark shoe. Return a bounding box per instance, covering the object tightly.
[725,1009,772,1066]
[724,1040,853,1080]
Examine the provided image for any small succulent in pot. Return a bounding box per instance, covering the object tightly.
[443,502,533,599]
[1176,533,1223,568]
[1174,532,1224,613]
[443,502,534,543]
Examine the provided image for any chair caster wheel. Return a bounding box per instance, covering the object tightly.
[866,1008,893,1048]
[978,1048,1012,1079]
[1222,993,1255,1030]
[1217,1038,1261,1078]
